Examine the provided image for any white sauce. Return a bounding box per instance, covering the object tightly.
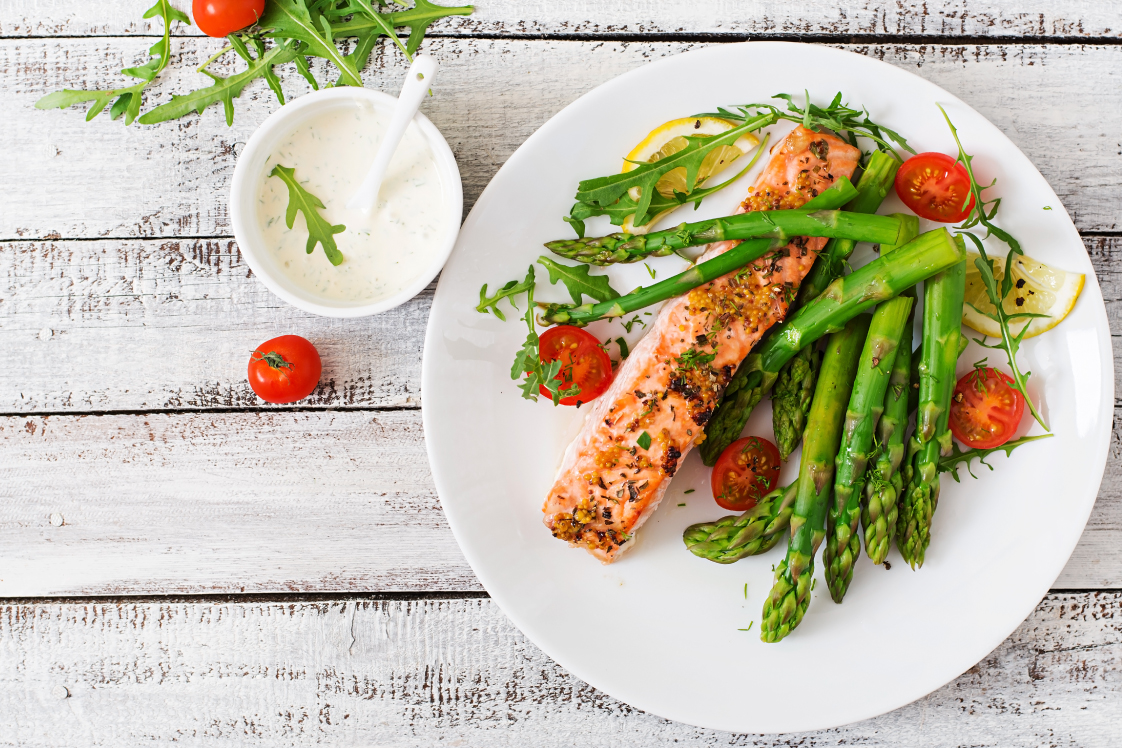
[256,101,447,303]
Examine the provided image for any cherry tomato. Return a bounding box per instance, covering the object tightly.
[193,0,265,38]
[894,152,977,223]
[248,335,322,404]
[949,367,1025,449]
[711,436,781,512]
[537,325,614,406]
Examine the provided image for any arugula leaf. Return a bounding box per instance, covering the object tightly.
[36,0,189,125]
[140,38,299,126]
[261,0,364,87]
[938,434,1052,482]
[510,280,579,405]
[939,105,1048,431]
[563,139,766,236]
[478,266,535,322]
[269,164,346,265]
[708,91,915,157]
[333,0,475,56]
[572,112,776,229]
[537,256,620,305]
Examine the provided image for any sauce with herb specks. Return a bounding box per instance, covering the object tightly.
[256,102,448,303]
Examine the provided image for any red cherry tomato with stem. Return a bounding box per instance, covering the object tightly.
[894,152,977,223]
[537,325,614,406]
[711,436,781,512]
[193,0,265,38]
[248,335,322,404]
[949,367,1025,449]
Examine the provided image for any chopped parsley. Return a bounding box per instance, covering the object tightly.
[675,348,716,372]
[621,315,647,333]
[637,431,652,450]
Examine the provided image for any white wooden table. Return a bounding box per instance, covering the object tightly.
[1,2,1120,744]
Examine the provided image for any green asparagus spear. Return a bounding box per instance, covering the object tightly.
[860,214,919,565]
[701,228,966,466]
[546,188,908,266]
[539,237,779,326]
[770,152,903,459]
[683,483,797,563]
[761,316,869,643]
[897,255,967,568]
[823,294,913,602]
[771,347,822,460]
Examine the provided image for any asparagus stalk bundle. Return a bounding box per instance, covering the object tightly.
[761,316,869,643]
[700,152,901,465]
[545,181,905,266]
[540,207,905,327]
[861,214,920,565]
[771,151,903,459]
[547,177,856,265]
[897,253,968,568]
[823,294,913,602]
[685,432,1050,565]
[702,228,967,466]
[683,483,797,563]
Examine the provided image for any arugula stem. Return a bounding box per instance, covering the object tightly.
[939,105,1049,431]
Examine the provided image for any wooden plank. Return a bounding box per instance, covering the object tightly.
[2,235,1118,414]
[0,411,483,595]
[0,593,1118,744]
[2,40,1121,241]
[0,238,429,411]
[0,409,1116,595]
[1,0,1119,39]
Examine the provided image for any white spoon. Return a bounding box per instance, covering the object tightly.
[346,55,438,214]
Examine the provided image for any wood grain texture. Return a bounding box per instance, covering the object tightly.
[1,0,1120,39]
[2,40,1121,241]
[1,593,1119,745]
[0,238,429,411]
[2,236,1120,415]
[0,409,1116,595]
[0,411,481,595]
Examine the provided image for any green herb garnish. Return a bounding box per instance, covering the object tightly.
[35,0,190,125]
[615,337,630,360]
[268,164,346,266]
[477,266,535,321]
[41,0,473,127]
[509,268,579,405]
[675,348,716,372]
[709,91,914,157]
[537,256,620,305]
[637,431,652,450]
[939,105,1048,430]
[939,434,1053,482]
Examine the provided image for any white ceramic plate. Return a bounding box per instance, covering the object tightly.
[421,43,1112,733]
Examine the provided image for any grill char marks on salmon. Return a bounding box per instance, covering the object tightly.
[542,126,861,562]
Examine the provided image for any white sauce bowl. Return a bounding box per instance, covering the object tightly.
[231,87,463,318]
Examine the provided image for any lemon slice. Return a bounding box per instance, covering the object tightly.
[962,250,1085,339]
[620,117,759,233]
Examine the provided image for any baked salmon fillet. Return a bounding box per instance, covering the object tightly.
[542,126,861,563]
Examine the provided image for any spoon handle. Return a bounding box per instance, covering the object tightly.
[346,55,438,213]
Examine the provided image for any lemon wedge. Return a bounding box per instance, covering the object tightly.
[962,249,1085,339]
[620,117,759,233]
